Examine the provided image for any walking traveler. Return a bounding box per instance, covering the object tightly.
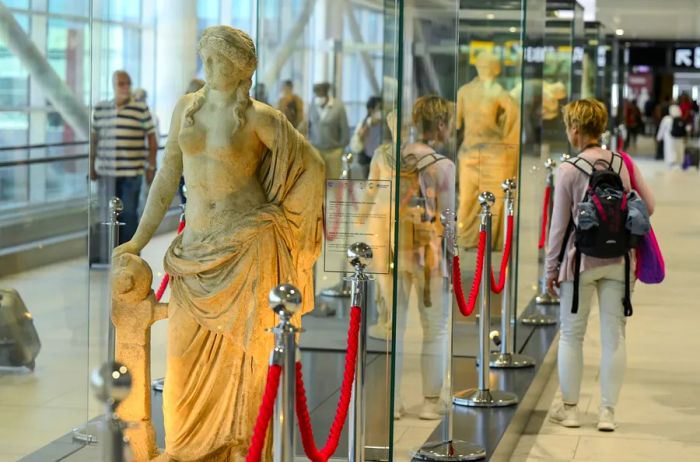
[657,104,686,168]
[545,98,655,432]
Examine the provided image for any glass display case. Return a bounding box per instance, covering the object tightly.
[0,1,583,461]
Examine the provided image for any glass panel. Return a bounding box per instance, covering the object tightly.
[0,4,91,461]
[390,0,459,458]
[542,1,575,157]
[48,0,90,17]
[254,0,394,458]
[514,0,547,319]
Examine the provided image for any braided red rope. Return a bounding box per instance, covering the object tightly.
[155,217,186,302]
[296,306,361,461]
[453,230,487,317]
[490,214,514,294]
[246,364,283,462]
[538,185,552,250]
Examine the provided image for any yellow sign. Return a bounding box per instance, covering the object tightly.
[469,41,495,64]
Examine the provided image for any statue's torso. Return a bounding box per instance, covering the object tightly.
[459,79,511,148]
[178,101,267,242]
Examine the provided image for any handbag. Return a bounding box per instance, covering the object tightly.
[619,151,666,283]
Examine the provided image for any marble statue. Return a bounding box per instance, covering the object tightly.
[456,51,520,249]
[111,25,324,461]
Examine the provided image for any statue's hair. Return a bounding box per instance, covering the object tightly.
[184,26,257,134]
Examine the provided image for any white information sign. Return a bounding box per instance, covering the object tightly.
[323,179,392,274]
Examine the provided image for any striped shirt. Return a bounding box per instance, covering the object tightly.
[91,98,156,177]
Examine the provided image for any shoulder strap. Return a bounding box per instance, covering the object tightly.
[609,152,624,174]
[415,151,447,172]
[565,156,595,177]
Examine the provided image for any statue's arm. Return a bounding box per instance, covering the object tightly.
[115,97,187,256]
[501,91,521,146]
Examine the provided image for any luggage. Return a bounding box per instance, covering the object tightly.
[0,289,41,370]
[683,147,700,170]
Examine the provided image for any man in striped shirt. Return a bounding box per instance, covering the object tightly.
[90,70,158,258]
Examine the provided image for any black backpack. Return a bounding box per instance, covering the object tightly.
[671,117,687,138]
[557,152,634,317]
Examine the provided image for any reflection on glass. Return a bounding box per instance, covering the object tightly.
[393,96,455,423]
[457,51,520,249]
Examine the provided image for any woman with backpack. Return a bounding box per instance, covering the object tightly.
[656,104,686,168]
[545,98,655,431]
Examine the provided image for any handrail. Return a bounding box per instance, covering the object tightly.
[0,134,167,153]
[0,140,87,152]
[0,144,167,168]
[0,153,88,168]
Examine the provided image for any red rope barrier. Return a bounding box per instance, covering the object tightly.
[490,214,514,294]
[453,230,487,317]
[155,216,186,302]
[246,364,283,462]
[296,306,361,461]
[538,185,552,250]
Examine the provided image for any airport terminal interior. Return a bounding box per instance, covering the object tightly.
[1,0,700,461]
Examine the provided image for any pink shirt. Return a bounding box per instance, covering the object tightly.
[544,148,655,283]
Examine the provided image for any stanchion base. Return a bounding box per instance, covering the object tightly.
[411,440,486,461]
[453,388,519,407]
[520,311,557,326]
[320,280,352,298]
[152,377,165,392]
[489,352,536,368]
[535,291,560,305]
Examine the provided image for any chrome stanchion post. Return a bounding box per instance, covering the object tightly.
[269,284,301,462]
[91,361,133,462]
[535,158,559,306]
[412,210,486,461]
[490,180,535,369]
[321,152,354,298]
[454,192,518,408]
[105,197,124,363]
[347,242,372,462]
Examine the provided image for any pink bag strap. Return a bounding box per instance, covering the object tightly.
[618,150,639,191]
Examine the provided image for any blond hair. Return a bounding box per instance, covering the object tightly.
[412,95,450,135]
[562,98,608,138]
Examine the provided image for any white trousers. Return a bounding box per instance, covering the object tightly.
[394,271,449,399]
[558,263,627,408]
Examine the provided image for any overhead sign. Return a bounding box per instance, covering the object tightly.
[674,47,700,69]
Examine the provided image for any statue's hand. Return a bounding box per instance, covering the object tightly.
[113,240,142,260]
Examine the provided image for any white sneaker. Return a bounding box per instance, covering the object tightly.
[419,397,446,420]
[549,403,581,428]
[393,399,405,420]
[597,406,617,432]
[368,323,392,341]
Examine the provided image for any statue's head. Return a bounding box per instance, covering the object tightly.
[198,26,257,91]
[475,51,501,80]
[186,26,257,133]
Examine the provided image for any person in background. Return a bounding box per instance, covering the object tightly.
[177,78,206,204]
[277,79,304,129]
[132,88,160,215]
[623,99,641,150]
[307,82,349,179]
[350,96,383,179]
[657,104,687,168]
[90,70,158,263]
[545,98,655,432]
[253,82,268,105]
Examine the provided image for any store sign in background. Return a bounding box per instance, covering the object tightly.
[674,47,700,69]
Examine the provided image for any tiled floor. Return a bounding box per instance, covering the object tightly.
[511,158,700,461]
